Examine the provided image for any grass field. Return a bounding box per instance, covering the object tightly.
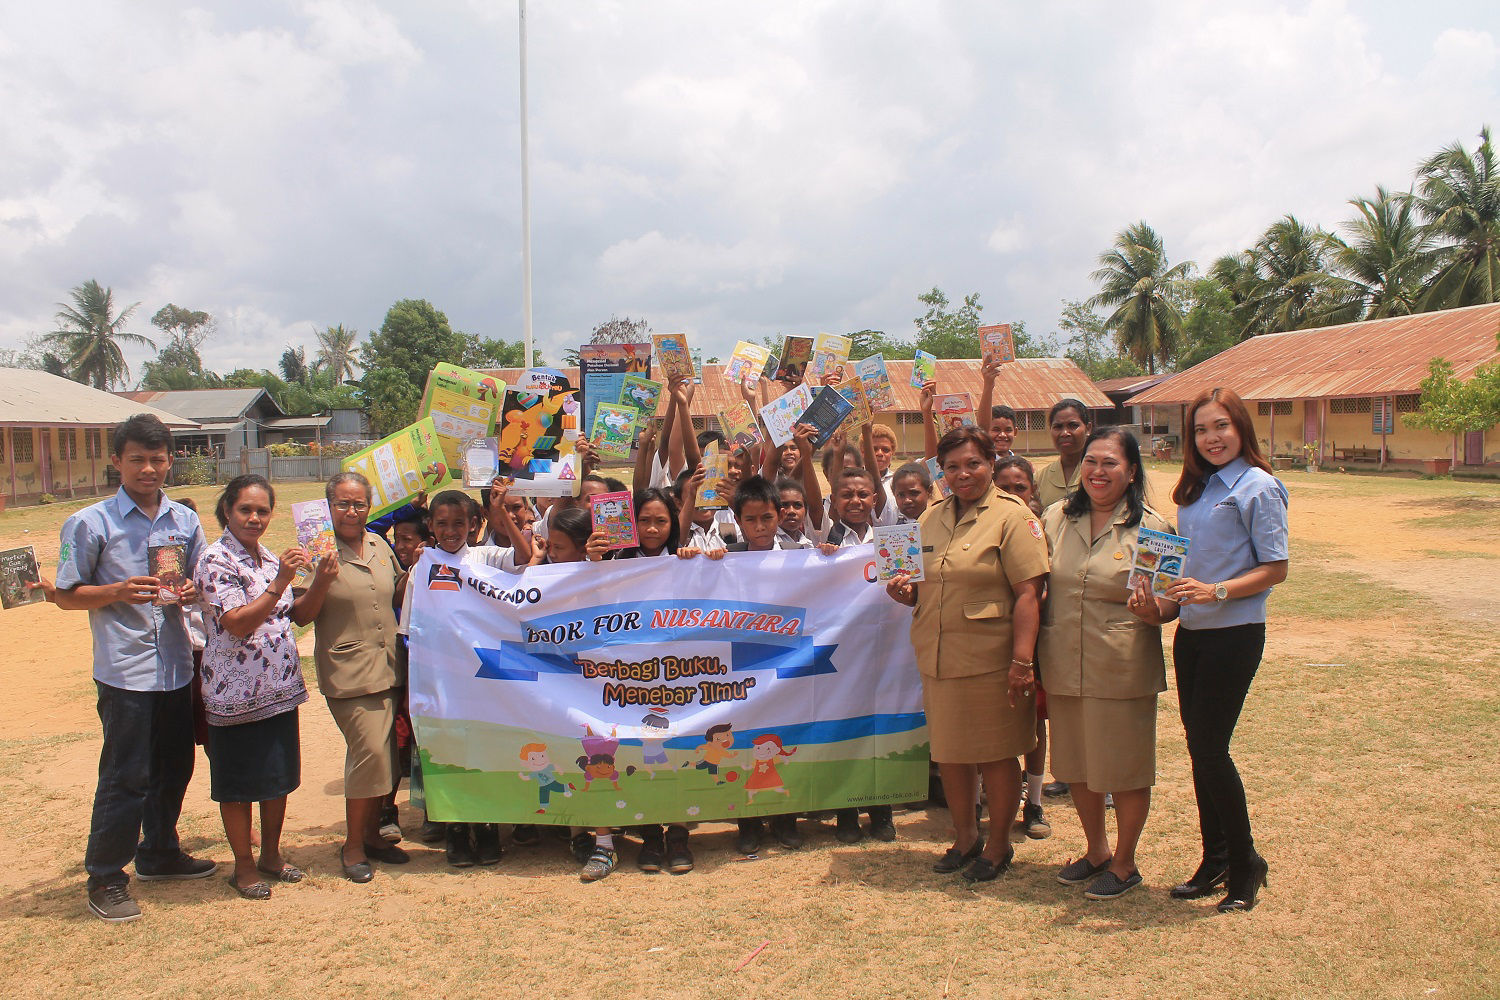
[0,464,1496,999]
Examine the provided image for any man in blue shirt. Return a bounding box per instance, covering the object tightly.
[53,414,215,922]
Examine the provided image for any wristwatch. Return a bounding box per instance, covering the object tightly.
[1213,583,1229,602]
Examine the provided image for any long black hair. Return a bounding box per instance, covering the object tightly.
[1061,427,1146,528]
[214,474,274,529]
[633,487,681,553]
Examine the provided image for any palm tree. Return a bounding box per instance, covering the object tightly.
[1413,126,1500,309]
[1314,187,1438,323]
[1088,221,1191,374]
[279,345,310,386]
[315,324,360,382]
[43,280,154,389]
[1241,215,1334,334]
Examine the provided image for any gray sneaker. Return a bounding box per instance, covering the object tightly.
[1084,869,1143,900]
[579,847,619,883]
[88,883,142,923]
[135,853,217,881]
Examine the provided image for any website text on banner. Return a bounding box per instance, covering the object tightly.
[407,549,928,826]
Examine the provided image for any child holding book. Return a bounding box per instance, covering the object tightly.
[890,461,935,523]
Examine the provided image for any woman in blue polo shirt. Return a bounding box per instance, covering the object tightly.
[1165,387,1289,914]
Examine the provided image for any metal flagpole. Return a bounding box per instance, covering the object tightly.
[518,0,534,368]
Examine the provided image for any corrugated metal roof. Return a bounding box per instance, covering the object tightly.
[0,369,199,428]
[1128,301,1500,405]
[1095,374,1168,395]
[262,415,332,429]
[482,358,1110,418]
[115,387,278,422]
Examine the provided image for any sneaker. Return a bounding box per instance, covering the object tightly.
[834,809,864,844]
[87,883,141,923]
[446,824,477,868]
[1084,869,1143,900]
[770,815,804,850]
[1056,854,1112,886]
[867,808,896,843]
[636,833,665,873]
[1022,803,1052,840]
[1104,793,1115,809]
[474,824,503,866]
[511,824,540,847]
[419,814,445,844]
[1043,781,1070,798]
[570,831,597,865]
[378,806,403,843]
[579,847,618,883]
[135,853,217,881]
[735,818,763,855]
[665,826,694,874]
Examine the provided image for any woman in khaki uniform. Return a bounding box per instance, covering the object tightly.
[292,472,407,882]
[1035,398,1092,509]
[886,427,1049,882]
[1038,428,1178,900]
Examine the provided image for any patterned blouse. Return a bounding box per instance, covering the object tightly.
[194,532,309,726]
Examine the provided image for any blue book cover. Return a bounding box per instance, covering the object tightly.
[801,385,855,448]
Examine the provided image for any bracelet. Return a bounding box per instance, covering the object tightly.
[1010,658,1034,669]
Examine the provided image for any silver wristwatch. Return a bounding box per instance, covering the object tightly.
[1213,583,1229,602]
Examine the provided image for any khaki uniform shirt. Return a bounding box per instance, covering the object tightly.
[912,487,1050,680]
[1037,501,1172,700]
[312,535,401,699]
[1036,457,1082,509]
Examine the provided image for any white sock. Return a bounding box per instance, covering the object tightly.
[1026,773,1044,806]
[595,833,614,851]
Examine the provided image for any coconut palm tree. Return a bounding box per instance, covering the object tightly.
[43,280,154,389]
[315,323,360,382]
[1240,215,1335,334]
[1414,126,1500,310]
[1313,187,1439,323]
[1088,221,1191,374]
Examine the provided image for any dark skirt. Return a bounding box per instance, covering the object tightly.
[206,707,301,803]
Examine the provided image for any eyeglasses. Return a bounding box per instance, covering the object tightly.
[332,501,370,513]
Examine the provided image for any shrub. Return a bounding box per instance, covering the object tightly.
[174,453,216,486]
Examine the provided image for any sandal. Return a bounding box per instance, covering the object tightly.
[226,875,271,900]
[256,862,305,884]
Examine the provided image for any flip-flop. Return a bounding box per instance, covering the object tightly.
[256,862,305,883]
[227,875,271,900]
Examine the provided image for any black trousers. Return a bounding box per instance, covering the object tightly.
[1173,623,1265,868]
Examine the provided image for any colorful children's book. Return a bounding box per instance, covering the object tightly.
[807,333,852,384]
[652,334,695,384]
[837,379,873,431]
[1128,527,1191,597]
[758,382,815,447]
[462,437,501,487]
[911,349,938,388]
[717,400,764,452]
[690,349,704,385]
[580,342,651,437]
[760,352,781,381]
[291,499,338,561]
[589,491,639,550]
[494,379,582,498]
[925,456,952,499]
[854,354,894,411]
[933,392,977,432]
[698,444,730,510]
[417,363,505,473]
[617,374,663,417]
[0,545,44,609]
[801,384,855,448]
[872,523,925,583]
[979,323,1016,365]
[774,336,814,383]
[343,416,454,519]
[725,341,771,386]
[148,542,186,604]
[591,402,640,461]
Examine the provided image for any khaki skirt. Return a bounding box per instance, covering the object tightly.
[1048,692,1157,792]
[326,689,398,799]
[922,672,1037,764]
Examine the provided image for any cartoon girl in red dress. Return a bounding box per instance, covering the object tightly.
[745,733,797,804]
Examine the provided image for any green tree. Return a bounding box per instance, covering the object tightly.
[462,334,533,369]
[846,328,914,361]
[1011,319,1062,359]
[1241,215,1335,334]
[565,315,651,367]
[1316,187,1438,323]
[1404,352,1500,442]
[149,304,214,372]
[279,345,311,386]
[359,366,425,437]
[42,280,155,389]
[1175,279,1241,371]
[1088,221,1190,374]
[1414,126,1500,310]
[315,323,360,382]
[913,287,985,357]
[360,299,466,394]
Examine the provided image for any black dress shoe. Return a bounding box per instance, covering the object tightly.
[932,838,985,874]
[340,848,374,883]
[770,814,804,849]
[1170,859,1230,899]
[736,818,763,855]
[1042,781,1070,798]
[363,841,410,864]
[961,848,1014,883]
[474,824,503,866]
[1217,856,1269,913]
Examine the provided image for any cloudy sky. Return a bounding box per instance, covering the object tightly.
[2,1,1498,379]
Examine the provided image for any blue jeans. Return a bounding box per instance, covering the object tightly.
[84,682,197,889]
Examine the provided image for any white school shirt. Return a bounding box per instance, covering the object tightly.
[815,519,875,548]
[687,521,729,553]
[775,527,817,550]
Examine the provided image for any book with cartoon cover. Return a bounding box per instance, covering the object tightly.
[854,354,894,411]
[925,456,952,498]
[343,416,454,519]
[493,376,583,498]
[698,444,730,510]
[807,333,852,384]
[911,349,938,388]
[589,491,638,550]
[291,499,338,561]
[1127,527,1191,596]
[725,341,771,386]
[933,392,977,432]
[690,348,704,384]
[580,342,651,437]
[462,437,501,487]
[0,546,44,609]
[652,334,695,383]
[758,382,815,447]
[837,379,873,431]
[591,402,640,461]
[801,384,855,448]
[978,323,1016,365]
[774,336,814,383]
[872,523,925,583]
[760,351,781,381]
[417,363,505,473]
[617,374,663,417]
[149,542,186,604]
[716,400,764,452]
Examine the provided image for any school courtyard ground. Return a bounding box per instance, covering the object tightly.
[0,464,1496,999]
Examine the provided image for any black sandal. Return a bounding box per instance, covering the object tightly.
[226,875,271,900]
[932,838,985,874]
[961,848,1015,883]
[256,862,305,883]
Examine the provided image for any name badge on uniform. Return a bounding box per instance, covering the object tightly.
[921,545,934,553]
